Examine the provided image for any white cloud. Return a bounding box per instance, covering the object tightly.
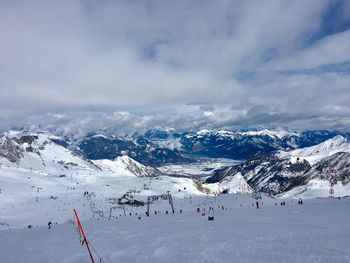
[265,30,350,71]
[0,0,349,131]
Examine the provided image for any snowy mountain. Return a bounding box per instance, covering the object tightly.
[280,152,350,198]
[0,132,160,178]
[9,128,347,166]
[206,155,311,195]
[0,132,97,174]
[278,135,350,165]
[65,128,349,166]
[205,136,350,197]
[180,129,347,160]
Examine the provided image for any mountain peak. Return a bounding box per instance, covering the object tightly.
[279,135,350,165]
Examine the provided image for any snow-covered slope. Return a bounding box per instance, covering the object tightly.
[1,195,350,263]
[204,172,253,194]
[278,135,350,165]
[93,156,160,177]
[0,132,163,178]
[0,133,98,179]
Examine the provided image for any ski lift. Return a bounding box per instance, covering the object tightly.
[147,193,175,216]
[93,211,104,219]
[252,189,261,200]
[208,207,214,221]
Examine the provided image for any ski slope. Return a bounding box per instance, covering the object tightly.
[0,195,349,263]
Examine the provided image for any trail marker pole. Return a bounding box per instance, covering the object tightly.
[73,209,95,263]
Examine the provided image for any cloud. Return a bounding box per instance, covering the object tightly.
[199,105,215,112]
[0,0,349,131]
[265,30,350,71]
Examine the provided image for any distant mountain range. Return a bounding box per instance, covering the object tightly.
[1,128,350,198]
[60,128,349,166]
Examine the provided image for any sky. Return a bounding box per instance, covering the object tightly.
[1,0,350,133]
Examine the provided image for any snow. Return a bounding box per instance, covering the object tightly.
[204,172,252,194]
[0,195,349,263]
[278,135,350,165]
[238,129,298,138]
[90,134,108,139]
[92,156,154,177]
[280,179,350,199]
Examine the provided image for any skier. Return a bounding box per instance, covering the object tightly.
[256,201,259,209]
[48,221,52,229]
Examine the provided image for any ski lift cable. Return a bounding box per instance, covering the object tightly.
[70,218,110,263]
[72,209,111,263]
[89,242,112,263]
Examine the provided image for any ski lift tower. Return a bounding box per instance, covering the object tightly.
[146,191,175,216]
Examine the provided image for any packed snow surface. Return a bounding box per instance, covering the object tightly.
[0,195,349,263]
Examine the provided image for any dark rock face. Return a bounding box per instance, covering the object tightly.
[0,137,24,163]
[50,138,69,148]
[17,135,38,145]
[245,158,311,195]
[205,166,241,184]
[205,155,312,195]
[306,152,350,185]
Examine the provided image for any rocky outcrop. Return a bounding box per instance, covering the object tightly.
[0,137,24,163]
